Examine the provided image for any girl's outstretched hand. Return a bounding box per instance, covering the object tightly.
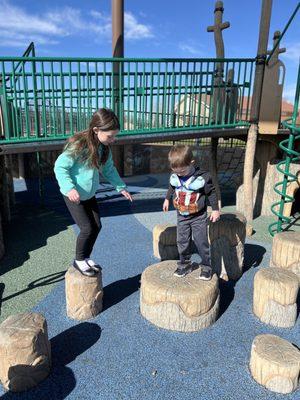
[67,188,80,204]
[121,190,133,202]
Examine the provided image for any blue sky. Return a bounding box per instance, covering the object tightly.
[0,0,299,102]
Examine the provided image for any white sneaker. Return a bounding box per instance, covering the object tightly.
[85,258,102,273]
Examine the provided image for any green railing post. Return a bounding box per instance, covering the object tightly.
[31,45,41,138]
[0,62,11,139]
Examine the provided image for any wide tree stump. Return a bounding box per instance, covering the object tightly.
[65,267,103,320]
[249,334,300,394]
[208,212,246,280]
[270,232,300,278]
[253,268,299,328]
[140,260,219,332]
[153,224,178,260]
[0,312,51,392]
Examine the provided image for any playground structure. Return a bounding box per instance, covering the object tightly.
[0,2,300,397]
[0,1,299,238]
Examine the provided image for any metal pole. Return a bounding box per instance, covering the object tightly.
[112,0,124,176]
[112,0,124,59]
[243,0,273,235]
[250,0,273,123]
[267,2,300,64]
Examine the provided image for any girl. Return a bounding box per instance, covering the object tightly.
[54,108,132,277]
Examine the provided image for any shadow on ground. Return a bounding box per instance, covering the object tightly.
[0,205,71,278]
[0,271,66,308]
[103,274,141,311]
[0,322,101,400]
[218,242,266,318]
[243,243,266,272]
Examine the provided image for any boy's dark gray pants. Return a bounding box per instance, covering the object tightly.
[177,210,211,266]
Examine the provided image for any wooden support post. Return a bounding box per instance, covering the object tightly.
[207,1,230,209]
[243,0,273,235]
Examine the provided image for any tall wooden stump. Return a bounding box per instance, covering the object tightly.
[0,313,51,392]
[249,334,300,394]
[237,141,299,218]
[253,268,299,328]
[153,224,178,260]
[140,260,219,332]
[209,212,246,280]
[65,267,103,320]
[270,231,300,278]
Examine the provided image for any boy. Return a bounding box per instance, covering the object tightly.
[163,144,220,280]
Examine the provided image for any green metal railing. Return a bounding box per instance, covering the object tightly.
[269,63,300,236]
[0,57,254,144]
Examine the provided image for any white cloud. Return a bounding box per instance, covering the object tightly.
[125,12,153,40]
[46,8,86,32]
[179,42,204,56]
[0,0,65,37]
[90,10,111,36]
[0,30,58,47]
[281,43,300,63]
[0,1,153,49]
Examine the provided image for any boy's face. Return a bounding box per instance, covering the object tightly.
[172,164,194,177]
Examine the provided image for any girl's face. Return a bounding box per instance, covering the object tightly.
[93,128,119,145]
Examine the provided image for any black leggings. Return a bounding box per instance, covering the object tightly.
[64,196,101,260]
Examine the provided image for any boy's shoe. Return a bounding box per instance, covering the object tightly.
[73,260,96,277]
[174,262,193,278]
[85,258,102,273]
[197,265,213,281]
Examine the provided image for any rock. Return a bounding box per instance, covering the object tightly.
[65,267,103,320]
[209,212,246,280]
[270,231,300,278]
[253,267,299,328]
[140,260,219,332]
[249,334,300,394]
[0,312,51,392]
[153,224,178,260]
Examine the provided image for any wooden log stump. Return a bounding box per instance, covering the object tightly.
[65,267,103,320]
[0,312,51,392]
[270,232,300,278]
[140,260,219,332]
[253,268,299,328]
[153,224,178,260]
[249,334,300,394]
[208,212,246,280]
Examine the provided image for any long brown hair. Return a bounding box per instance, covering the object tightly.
[65,108,120,168]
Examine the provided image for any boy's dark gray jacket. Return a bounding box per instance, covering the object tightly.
[165,166,219,211]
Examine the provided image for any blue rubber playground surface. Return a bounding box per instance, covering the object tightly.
[0,175,299,399]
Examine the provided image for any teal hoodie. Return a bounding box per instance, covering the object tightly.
[54,145,126,201]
